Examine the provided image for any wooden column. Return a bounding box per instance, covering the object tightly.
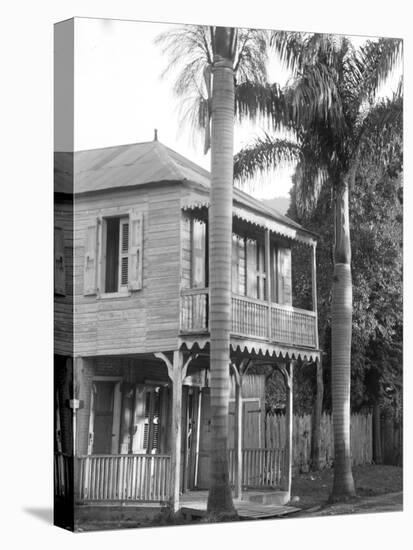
[232,365,243,499]
[119,383,135,454]
[311,242,319,349]
[231,358,250,500]
[279,361,294,497]
[155,351,196,513]
[132,385,146,453]
[265,228,272,341]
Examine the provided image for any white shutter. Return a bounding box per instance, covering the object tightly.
[54,226,66,295]
[83,224,97,295]
[278,247,292,305]
[128,212,143,291]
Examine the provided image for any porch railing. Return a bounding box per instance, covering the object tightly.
[180,288,317,348]
[228,448,284,488]
[77,454,171,502]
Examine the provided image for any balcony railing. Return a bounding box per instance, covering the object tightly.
[180,288,317,348]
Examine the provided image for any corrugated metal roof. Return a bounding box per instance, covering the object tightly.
[54,140,315,240]
[54,140,210,194]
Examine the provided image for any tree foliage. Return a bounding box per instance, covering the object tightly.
[288,160,403,414]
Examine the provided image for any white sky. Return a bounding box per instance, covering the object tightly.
[70,17,401,199]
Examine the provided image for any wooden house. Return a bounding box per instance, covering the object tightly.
[54,138,320,516]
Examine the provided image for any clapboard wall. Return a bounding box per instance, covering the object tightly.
[54,182,182,357]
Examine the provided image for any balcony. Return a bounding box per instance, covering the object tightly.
[180,288,317,349]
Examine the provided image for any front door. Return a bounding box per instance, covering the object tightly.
[92,381,115,454]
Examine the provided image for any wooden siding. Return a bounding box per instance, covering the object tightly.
[145,187,181,352]
[55,184,182,357]
[54,203,74,355]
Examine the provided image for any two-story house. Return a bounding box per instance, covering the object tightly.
[54,137,320,521]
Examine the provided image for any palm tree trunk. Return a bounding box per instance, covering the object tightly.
[206,27,237,517]
[331,174,356,499]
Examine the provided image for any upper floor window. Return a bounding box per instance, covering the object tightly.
[103,216,130,293]
[245,239,267,301]
[191,219,206,288]
[83,211,143,296]
[181,213,291,305]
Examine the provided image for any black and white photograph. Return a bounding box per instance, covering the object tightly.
[2,2,408,548]
[53,15,403,532]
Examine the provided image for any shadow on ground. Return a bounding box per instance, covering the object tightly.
[24,507,53,524]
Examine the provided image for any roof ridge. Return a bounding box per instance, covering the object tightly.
[151,141,187,181]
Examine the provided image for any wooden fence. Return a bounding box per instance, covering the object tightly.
[265,412,373,471]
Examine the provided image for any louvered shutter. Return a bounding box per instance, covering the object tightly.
[83,224,97,295]
[119,219,129,290]
[246,239,257,298]
[128,211,143,291]
[279,247,292,305]
[54,226,66,295]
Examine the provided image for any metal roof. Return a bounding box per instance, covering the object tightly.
[54,140,315,242]
[54,140,210,194]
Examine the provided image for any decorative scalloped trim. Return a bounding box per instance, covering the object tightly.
[178,336,320,363]
[182,201,315,247]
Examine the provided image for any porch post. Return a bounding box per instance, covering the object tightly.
[155,351,196,513]
[232,366,243,499]
[265,228,272,341]
[280,360,294,497]
[311,242,319,349]
[119,383,135,454]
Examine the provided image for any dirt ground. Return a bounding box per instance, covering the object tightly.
[290,464,403,516]
[75,465,403,530]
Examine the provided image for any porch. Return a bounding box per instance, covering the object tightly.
[55,447,286,505]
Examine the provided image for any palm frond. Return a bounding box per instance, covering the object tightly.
[270,31,307,73]
[233,135,301,181]
[356,95,403,173]
[353,37,403,105]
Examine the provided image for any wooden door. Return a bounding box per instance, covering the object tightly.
[228,398,262,449]
[92,381,115,454]
[243,400,261,448]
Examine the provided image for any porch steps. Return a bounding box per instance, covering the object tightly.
[180,491,300,520]
[241,490,290,506]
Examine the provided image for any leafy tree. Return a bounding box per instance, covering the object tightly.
[234,33,402,499]
[288,157,402,463]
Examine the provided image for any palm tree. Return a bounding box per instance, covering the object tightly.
[156,25,268,516]
[234,34,402,499]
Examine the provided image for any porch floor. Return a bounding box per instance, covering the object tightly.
[179,491,301,520]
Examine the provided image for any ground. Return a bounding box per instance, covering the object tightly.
[73,464,402,530]
[290,464,403,516]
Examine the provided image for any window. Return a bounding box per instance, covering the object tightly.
[143,388,160,454]
[83,211,143,296]
[103,216,129,293]
[246,238,267,300]
[232,234,246,295]
[191,219,207,288]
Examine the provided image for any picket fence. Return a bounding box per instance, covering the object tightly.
[265,412,373,471]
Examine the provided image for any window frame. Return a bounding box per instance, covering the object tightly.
[100,214,131,297]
